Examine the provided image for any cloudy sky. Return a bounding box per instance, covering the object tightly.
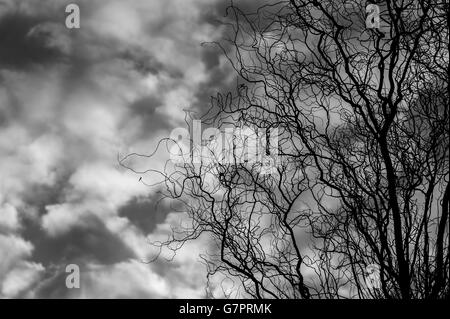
[0,0,250,298]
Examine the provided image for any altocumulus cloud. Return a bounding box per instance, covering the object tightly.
[0,0,237,298]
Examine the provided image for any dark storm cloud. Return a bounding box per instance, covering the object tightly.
[125,95,172,138]
[33,269,79,299]
[0,12,65,69]
[22,215,135,267]
[193,46,237,116]
[21,177,69,213]
[201,44,222,70]
[193,0,279,117]
[120,49,164,76]
[119,193,182,235]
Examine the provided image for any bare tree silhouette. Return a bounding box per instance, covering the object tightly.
[121,0,449,299]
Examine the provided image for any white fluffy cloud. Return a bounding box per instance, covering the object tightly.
[0,235,34,274]
[1,261,44,298]
[0,0,228,298]
[0,203,20,231]
[0,235,44,298]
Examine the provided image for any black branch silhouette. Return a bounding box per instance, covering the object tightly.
[121,0,449,299]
